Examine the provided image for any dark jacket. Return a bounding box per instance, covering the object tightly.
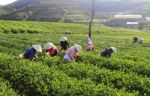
[23,48,36,60]
[132,37,138,43]
[101,48,113,57]
[60,41,69,50]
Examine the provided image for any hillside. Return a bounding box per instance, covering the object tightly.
[0,20,150,95]
[0,0,89,22]
[1,0,150,23]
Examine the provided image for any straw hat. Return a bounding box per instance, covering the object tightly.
[32,45,42,52]
[74,44,82,52]
[140,38,144,41]
[44,43,54,49]
[60,37,68,41]
[110,47,117,53]
[137,38,144,44]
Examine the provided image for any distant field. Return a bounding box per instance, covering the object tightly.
[0,20,150,96]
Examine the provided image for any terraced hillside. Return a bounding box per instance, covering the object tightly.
[0,20,150,95]
[1,0,89,22]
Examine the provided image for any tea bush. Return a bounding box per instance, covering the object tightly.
[0,20,150,95]
[0,78,19,96]
[0,54,136,96]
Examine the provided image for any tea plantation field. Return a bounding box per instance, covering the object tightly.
[0,20,150,96]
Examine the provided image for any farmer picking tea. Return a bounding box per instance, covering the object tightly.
[100,47,117,58]
[44,42,58,57]
[19,45,42,60]
[63,44,82,61]
[60,36,69,50]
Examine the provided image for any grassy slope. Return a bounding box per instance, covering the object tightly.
[0,20,150,95]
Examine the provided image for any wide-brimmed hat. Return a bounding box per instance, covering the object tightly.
[74,44,82,52]
[32,45,42,52]
[60,37,68,41]
[140,38,144,41]
[44,43,54,49]
[110,47,117,53]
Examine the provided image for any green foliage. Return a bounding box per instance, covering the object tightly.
[0,54,135,96]
[0,20,150,95]
[0,78,19,96]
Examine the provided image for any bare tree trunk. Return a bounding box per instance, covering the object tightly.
[88,0,95,38]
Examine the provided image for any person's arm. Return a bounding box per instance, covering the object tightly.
[107,50,113,57]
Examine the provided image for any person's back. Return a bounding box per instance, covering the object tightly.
[132,36,139,43]
[86,44,93,50]
[60,41,69,50]
[86,42,94,52]
[49,46,58,57]
[101,48,113,57]
[60,36,69,50]
[66,46,76,58]
[23,48,36,59]
[100,47,117,58]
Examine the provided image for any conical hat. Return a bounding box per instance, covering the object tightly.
[74,44,82,52]
[140,38,144,41]
[110,47,117,53]
[32,45,42,52]
[44,43,54,49]
[60,37,68,41]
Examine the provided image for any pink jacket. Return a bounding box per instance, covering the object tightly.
[66,47,77,60]
[86,44,93,51]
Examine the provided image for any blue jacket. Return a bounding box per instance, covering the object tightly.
[23,48,36,60]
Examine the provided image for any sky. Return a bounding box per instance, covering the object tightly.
[0,0,17,5]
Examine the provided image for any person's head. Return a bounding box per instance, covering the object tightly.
[74,44,82,52]
[44,43,54,50]
[32,45,42,53]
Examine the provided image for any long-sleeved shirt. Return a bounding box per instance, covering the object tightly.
[65,47,77,61]
[23,48,36,60]
[60,41,69,50]
[45,47,58,57]
[86,44,94,51]
[101,49,113,57]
